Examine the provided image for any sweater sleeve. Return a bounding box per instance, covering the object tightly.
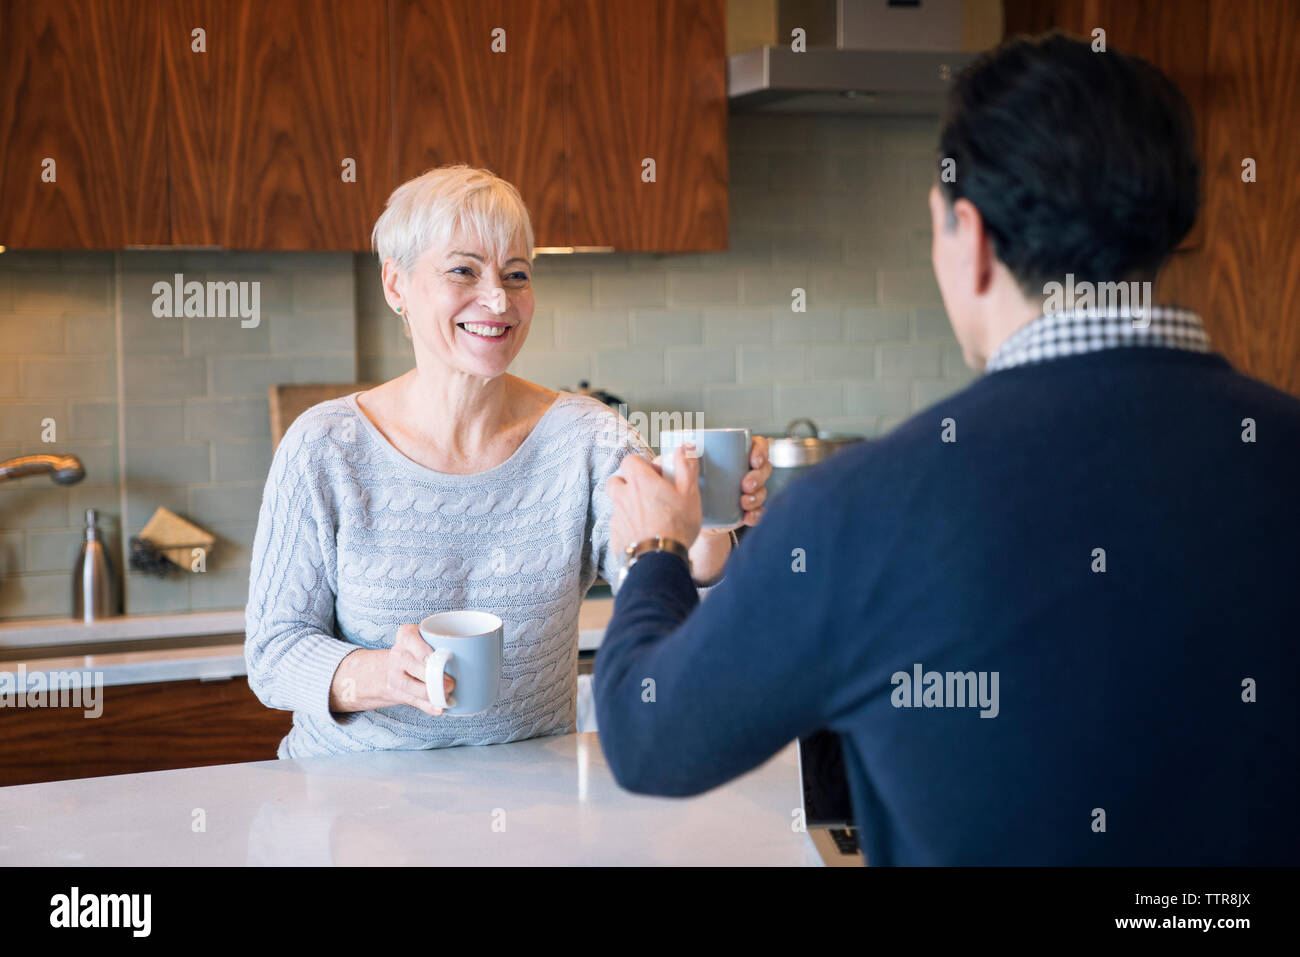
[593,464,856,796]
[244,419,359,723]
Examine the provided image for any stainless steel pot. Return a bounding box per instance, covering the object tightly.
[762,418,865,501]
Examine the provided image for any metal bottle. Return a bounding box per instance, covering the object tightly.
[73,508,118,621]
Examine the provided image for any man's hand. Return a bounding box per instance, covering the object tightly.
[606,446,703,558]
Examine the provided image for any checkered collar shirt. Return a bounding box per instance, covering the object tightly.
[984,305,1212,373]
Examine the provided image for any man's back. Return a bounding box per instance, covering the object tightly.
[812,346,1299,864]
[593,30,1295,867]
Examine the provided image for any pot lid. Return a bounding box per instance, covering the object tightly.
[763,418,864,467]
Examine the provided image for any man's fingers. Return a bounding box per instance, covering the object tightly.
[605,474,630,513]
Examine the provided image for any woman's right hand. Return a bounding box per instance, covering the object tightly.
[385,624,456,716]
[327,625,455,716]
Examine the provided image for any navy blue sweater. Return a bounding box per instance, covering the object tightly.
[594,348,1300,865]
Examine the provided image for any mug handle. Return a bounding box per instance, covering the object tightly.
[425,647,455,710]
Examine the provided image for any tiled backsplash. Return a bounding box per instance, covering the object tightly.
[0,114,972,621]
[0,251,357,619]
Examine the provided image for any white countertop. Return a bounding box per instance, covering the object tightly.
[0,732,822,866]
[0,609,246,651]
[0,641,248,688]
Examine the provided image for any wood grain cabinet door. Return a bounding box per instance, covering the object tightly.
[162,0,392,250]
[0,676,292,787]
[564,0,728,252]
[0,0,170,248]
[389,0,568,247]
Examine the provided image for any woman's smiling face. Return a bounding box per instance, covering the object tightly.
[401,234,535,379]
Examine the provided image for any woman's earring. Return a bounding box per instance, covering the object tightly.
[396,306,403,314]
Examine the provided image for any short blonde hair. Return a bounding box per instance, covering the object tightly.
[370,164,535,275]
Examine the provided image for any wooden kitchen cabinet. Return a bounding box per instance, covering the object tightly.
[564,0,729,251]
[392,0,729,252]
[1004,0,1300,396]
[390,0,569,247]
[0,0,727,253]
[162,0,393,250]
[0,675,291,787]
[0,0,170,247]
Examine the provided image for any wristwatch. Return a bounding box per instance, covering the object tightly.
[616,536,691,589]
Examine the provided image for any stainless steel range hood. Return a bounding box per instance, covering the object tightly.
[728,0,998,114]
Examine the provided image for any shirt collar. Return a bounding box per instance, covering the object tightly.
[984,304,1211,374]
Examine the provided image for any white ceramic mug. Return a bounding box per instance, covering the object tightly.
[418,610,504,716]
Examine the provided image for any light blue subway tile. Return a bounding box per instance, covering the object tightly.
[666,348,735,386]
[878,342,944,378]
[703,309,773,346]
[738,345,805,383]
[0,316,64,353]
[22,358,115,398]
[556,310,628,349]
[775,383,843,420]
[122,356,205,400]
[188,483,265,525]
[123,403,185,443]
[774,310,841,343]
[595,271,667,308]
[593,350,665,386]
[807,345,875,379]
[186,398,271,441]
[123,443,211,485]
[845,381,912,417]
[668,271,740,306]
[631,311,702,346]
[844,307,910,342]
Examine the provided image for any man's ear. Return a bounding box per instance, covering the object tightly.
[951,197,996,297]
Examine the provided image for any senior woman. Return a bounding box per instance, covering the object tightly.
[245,164,771,757]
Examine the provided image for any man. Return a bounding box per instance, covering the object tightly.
[596,33,1300,865]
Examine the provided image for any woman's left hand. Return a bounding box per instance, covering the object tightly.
[737,434,772,527]
[686,435,771,582]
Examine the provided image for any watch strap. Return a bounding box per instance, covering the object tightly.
[620,536,691,584]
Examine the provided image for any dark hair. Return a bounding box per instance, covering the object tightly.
[936,32,1200,296]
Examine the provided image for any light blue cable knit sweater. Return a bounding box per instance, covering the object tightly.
[244,390,650,758]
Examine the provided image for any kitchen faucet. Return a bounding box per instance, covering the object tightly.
[0,454,86,485]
